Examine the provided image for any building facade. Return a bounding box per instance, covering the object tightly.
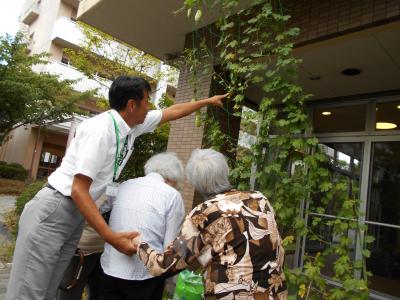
[77,1,400,299]
[0,0,177,180]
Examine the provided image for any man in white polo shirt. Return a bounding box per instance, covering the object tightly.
[6,76,227,300]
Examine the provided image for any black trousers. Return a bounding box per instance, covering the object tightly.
[101,273,165,300]
[56,252,103,300]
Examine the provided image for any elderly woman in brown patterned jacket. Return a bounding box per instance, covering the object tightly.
[135,149,288,300]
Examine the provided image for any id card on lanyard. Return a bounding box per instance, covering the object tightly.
[106,112,128,197]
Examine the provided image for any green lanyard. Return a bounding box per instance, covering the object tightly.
[108,112,128,181]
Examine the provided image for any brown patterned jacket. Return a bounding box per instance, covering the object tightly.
[137,190,288,300]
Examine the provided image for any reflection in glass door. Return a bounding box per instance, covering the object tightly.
[304,142,363,277]
[367,141,400,298]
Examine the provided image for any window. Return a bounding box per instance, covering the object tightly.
[313,105,367,133]
[375,101,400,131]
[37,146,64,179]
[61,55,70,65]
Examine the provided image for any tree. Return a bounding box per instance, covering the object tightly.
[64,22,177,94]
[0,33,93,145]
[64,23,177,178]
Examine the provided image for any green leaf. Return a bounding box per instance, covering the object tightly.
[292,139,303,149]
[364,235,375,244]
[247,17,259,24]
[282,235,294,246]
[354,259,363,269]
[311,217,321,226]
[343,278,357,291]
[227,40,238,48]
[362,249,371,258]
[225,53,235,60]
[184,0,194,7]
[194,9,202,22]
[307,137,319,146]
[221,22,235,31]
[320,182,333,192]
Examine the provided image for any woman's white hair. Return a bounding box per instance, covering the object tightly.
[185,148,231,196]
[144,152,184,182]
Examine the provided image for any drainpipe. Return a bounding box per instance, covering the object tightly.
[30,126,41,180]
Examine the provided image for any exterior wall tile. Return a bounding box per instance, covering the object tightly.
[286,0,400,46]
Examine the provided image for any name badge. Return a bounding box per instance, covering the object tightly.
[106,182,119,197]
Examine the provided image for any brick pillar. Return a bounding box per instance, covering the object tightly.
[190,76,242,208]
[166,67,212,212]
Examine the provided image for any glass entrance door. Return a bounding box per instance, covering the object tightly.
[366,141,400,298]
[301,98,400,300]
[303,142,363,277]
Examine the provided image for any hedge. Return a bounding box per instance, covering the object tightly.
[15,180,46,216]
[0,162,28,181]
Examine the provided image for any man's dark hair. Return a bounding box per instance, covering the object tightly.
[109,76,151,111]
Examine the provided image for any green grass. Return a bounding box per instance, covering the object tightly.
[3,209,18,237]
[0,209,18,263]
[0,178,26,196]
[0,237,15,263]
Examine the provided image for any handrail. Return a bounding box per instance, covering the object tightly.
[308,212,400,230]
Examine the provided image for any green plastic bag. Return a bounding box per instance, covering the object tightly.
[173,270,204,300]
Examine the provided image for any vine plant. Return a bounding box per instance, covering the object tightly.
[180,0,373,299]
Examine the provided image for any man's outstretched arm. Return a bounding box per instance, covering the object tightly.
[159,93,228,125]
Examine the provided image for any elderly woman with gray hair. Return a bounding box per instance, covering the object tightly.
[135,149,288,300]
[100,152,185,300]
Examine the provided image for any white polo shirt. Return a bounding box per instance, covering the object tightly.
[48,109,162,200]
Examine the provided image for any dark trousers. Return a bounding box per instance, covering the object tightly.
[56,252,103,300]
[101,273,165,300]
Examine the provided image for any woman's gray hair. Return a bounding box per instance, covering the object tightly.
[185,148,231,196]
[144,152,184,182]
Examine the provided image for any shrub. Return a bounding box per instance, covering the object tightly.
[15,180,45,216]
[8,162,24,168]
[0,162,28,181]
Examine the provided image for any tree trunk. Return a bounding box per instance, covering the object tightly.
[0,128,11,146]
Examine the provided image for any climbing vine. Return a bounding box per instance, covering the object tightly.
[180,0,373,299]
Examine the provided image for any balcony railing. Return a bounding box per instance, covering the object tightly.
[52,17,85,48]
[20,0,40,25]
[41,60,110,98]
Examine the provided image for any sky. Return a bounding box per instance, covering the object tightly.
[0,0,25,37]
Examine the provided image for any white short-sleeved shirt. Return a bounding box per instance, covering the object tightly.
[100,172,185,280]
[48,109,162,200]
